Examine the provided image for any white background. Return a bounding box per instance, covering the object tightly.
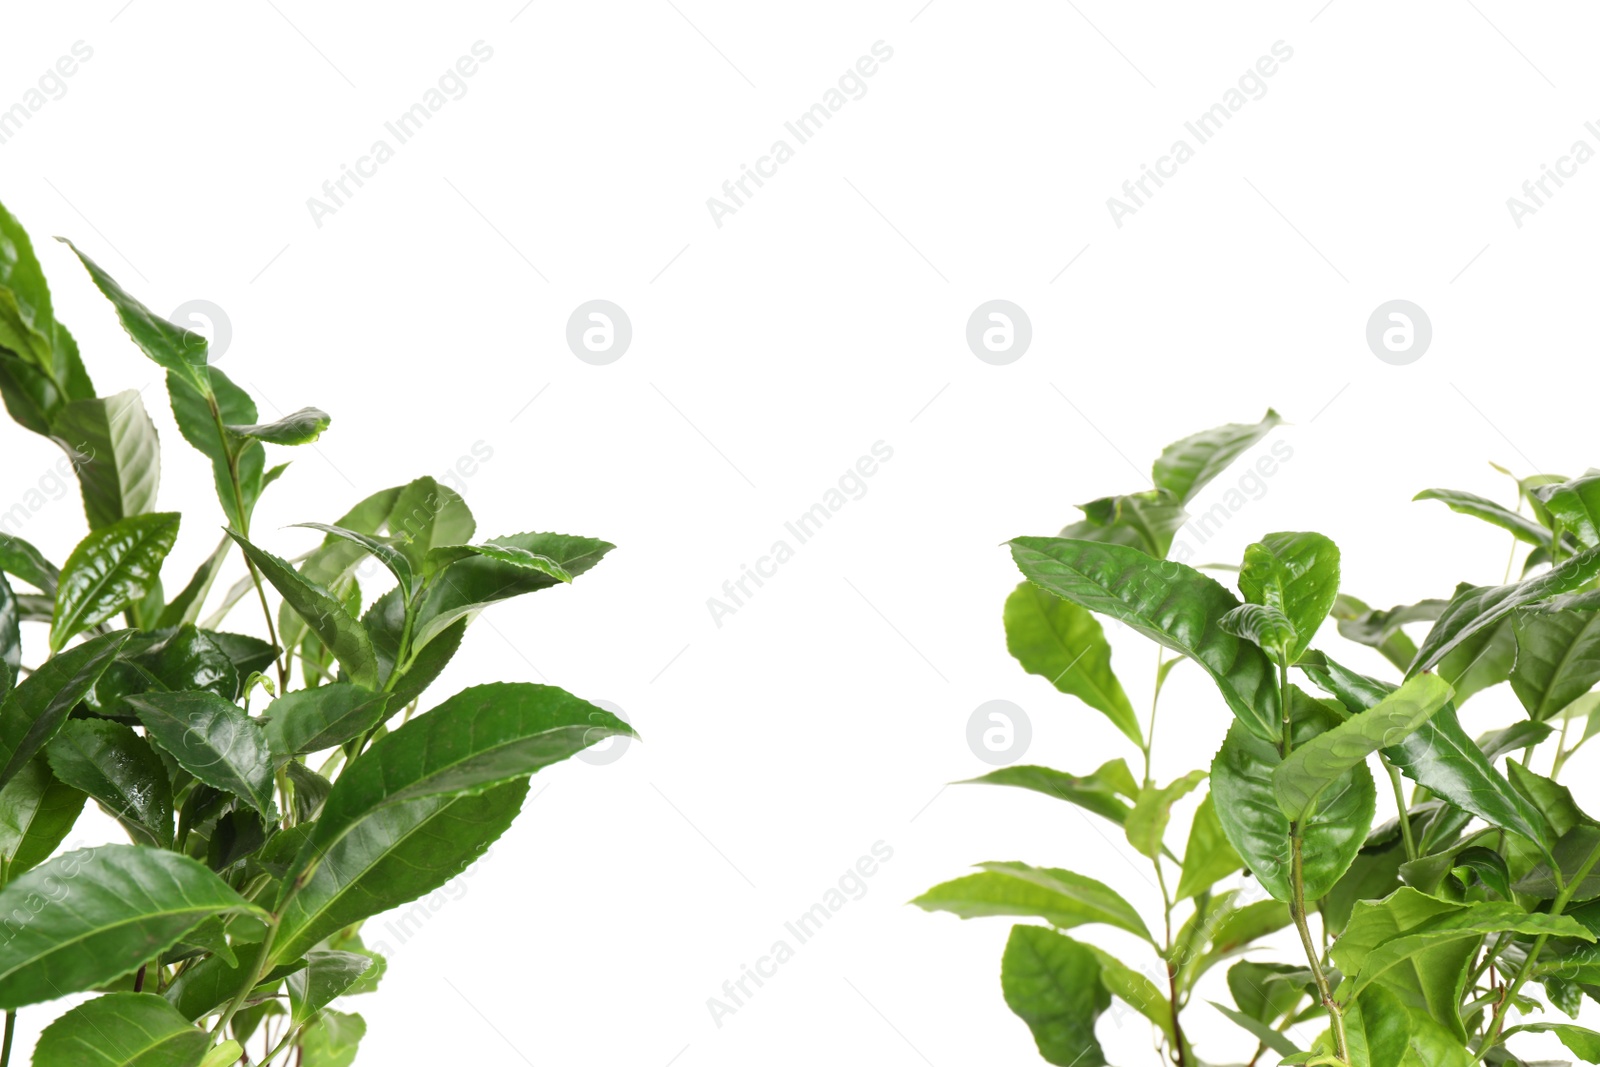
[3,1,1600,1063]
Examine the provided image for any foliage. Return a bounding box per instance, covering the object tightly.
[0,200,631,1065]
[918,412,1600,1066]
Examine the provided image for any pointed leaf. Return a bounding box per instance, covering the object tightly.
[1175,792,1244,900]
[999,926,1109,1067]
[62,240,211,395]
[1057,489,1189,559]
[227,406,330,445]
[1003,581,1140,746]
[912,862,1152,943]
[0,532,60,596]
[286,950,375,1026]
[45,719,173,848]
[51,513,180,652]
[33,992,211,1067]
[1415,487,1554,547]
[958,760,1137,827]
[1009,537,1280,741]
[0,757,85,878]
[1237,532,1341,664]
[0,844,261,1008]
[0,629,133,791]
[1125,769,1205,860]
[1511,591,1600,721]
[262,683,390,760]
[125,691,276,818]
[50,390,162,531]
[292,523,412,601]
[1151,409,1281,504]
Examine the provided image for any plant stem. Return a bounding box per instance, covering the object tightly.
[1383,757,1417,862]
[1476,835,1600,1059]
[1,1010,14,1067]
[212,913,282,1040]
[1551,713,1573,780]
[209,395,288,692]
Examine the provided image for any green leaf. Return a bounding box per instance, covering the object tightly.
[1415,487,1554,547]
[33,992,211,1067]
[1332,595,1444,673]
[1057,490,1189,559]
[1227,960,1311,1023]
[226,530,378,690]
[1503,1022,1600,1062]
[912,861,1152,943]
[50,390,162,531]
[1209,1000,1302,1058]
[292,522,413,601]
[0,532,60,595]
[1515,824,1600,901]
[410,532,613,651]
[270,778,528,963]
[1409,545,1600,676]
[1273,673,1453,821]
[156,535,231,630]
[387,476,475,578]
[1343,984,1437,1067]
[1435,616,1515,705]
[1003,582,1140,746]
[227,406,331,445]
[958,760,1137,827]
[1219,602,1295,664]
[384,616,465,710]
[1330,887,1592,1035]
[1534,474,1600,548]
[276,486,403,655]
[999,926,1108,1067]
[262,683,390,760]
[167,367,262,531]
[0,574,16,693]
[1210,688,1375,902]
[163,956,305,1023]
[1175,792,1244,900]
[286,949,375,1027]
[0,200,58,365]
[1083,944,1173,1043]
[0,756,85,877]
[1237,532,1341,664]
[62,240,211,396]
[424,543,575,583]
[1510,591,1600,721]
[299,1009,365,1067]
[1151,408,1281,504]
[45,719,174,848]
[1125,769,1206,860]
[0,629,133,791]
[0,844,261,1008]
[51,513,180,652]
[1299,651,1551,852]
[124,691,276,818]
[1009,537,1280,741]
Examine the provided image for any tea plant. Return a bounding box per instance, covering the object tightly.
[0,199,632,1066]
[918,412,1600,1067]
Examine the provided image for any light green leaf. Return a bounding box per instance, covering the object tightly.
[1219,602,1296,664]
[1503,1022,1600,1062]
[1003,582,1141,746]
[1125,770,1205,860]
[1415,487,1554,547]
[1057,489,1189,559]
[1273,673,1454,821]
[51,512,180,652]
[299,1009,365,1067]
[227,406,330,445]
[33,992,211,1067]
[1000,926,1108,1067]
[50,389,162,530]
[1237,532,1341,664]
[286,950,376,1027]
[958,760,1137,827]
[912,861,1152,943]
[1175,792,1243,900]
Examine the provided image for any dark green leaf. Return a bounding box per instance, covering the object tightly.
[1415,488,1554,547]
[0,532,60,595]
[163,956,305,1023]
[1332,595,1444,673]
[286,950,374,1026]
[293,523,413,601]
[62,240,211,395]
[1436,616,1515,704]
[0,200,58,365]
[51,513,180,652]
[424,543,574,583]
[912,862,1152,943]
[1511,591,1600,721]
[263,683,389,760]
[1151,408,1281,504]
[45,719,173,847]
[1237,532,1340,664]
[0,844,261,1008]
[1009,537,1280,741]
[125,691,276,818]
[411,532,613,650]
[167,367,262,531]
[0,574,15,690]
[385,616,465,709]
[1534,475,1600,549]
[1410,546,1600,675]
[0,629,133,791]
[227,406,330,445]
[226,530,378,689]
[0,756,85,877]
[387,476,475,578]
[999,926,1108,1067]
[1003,582,1140,746]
